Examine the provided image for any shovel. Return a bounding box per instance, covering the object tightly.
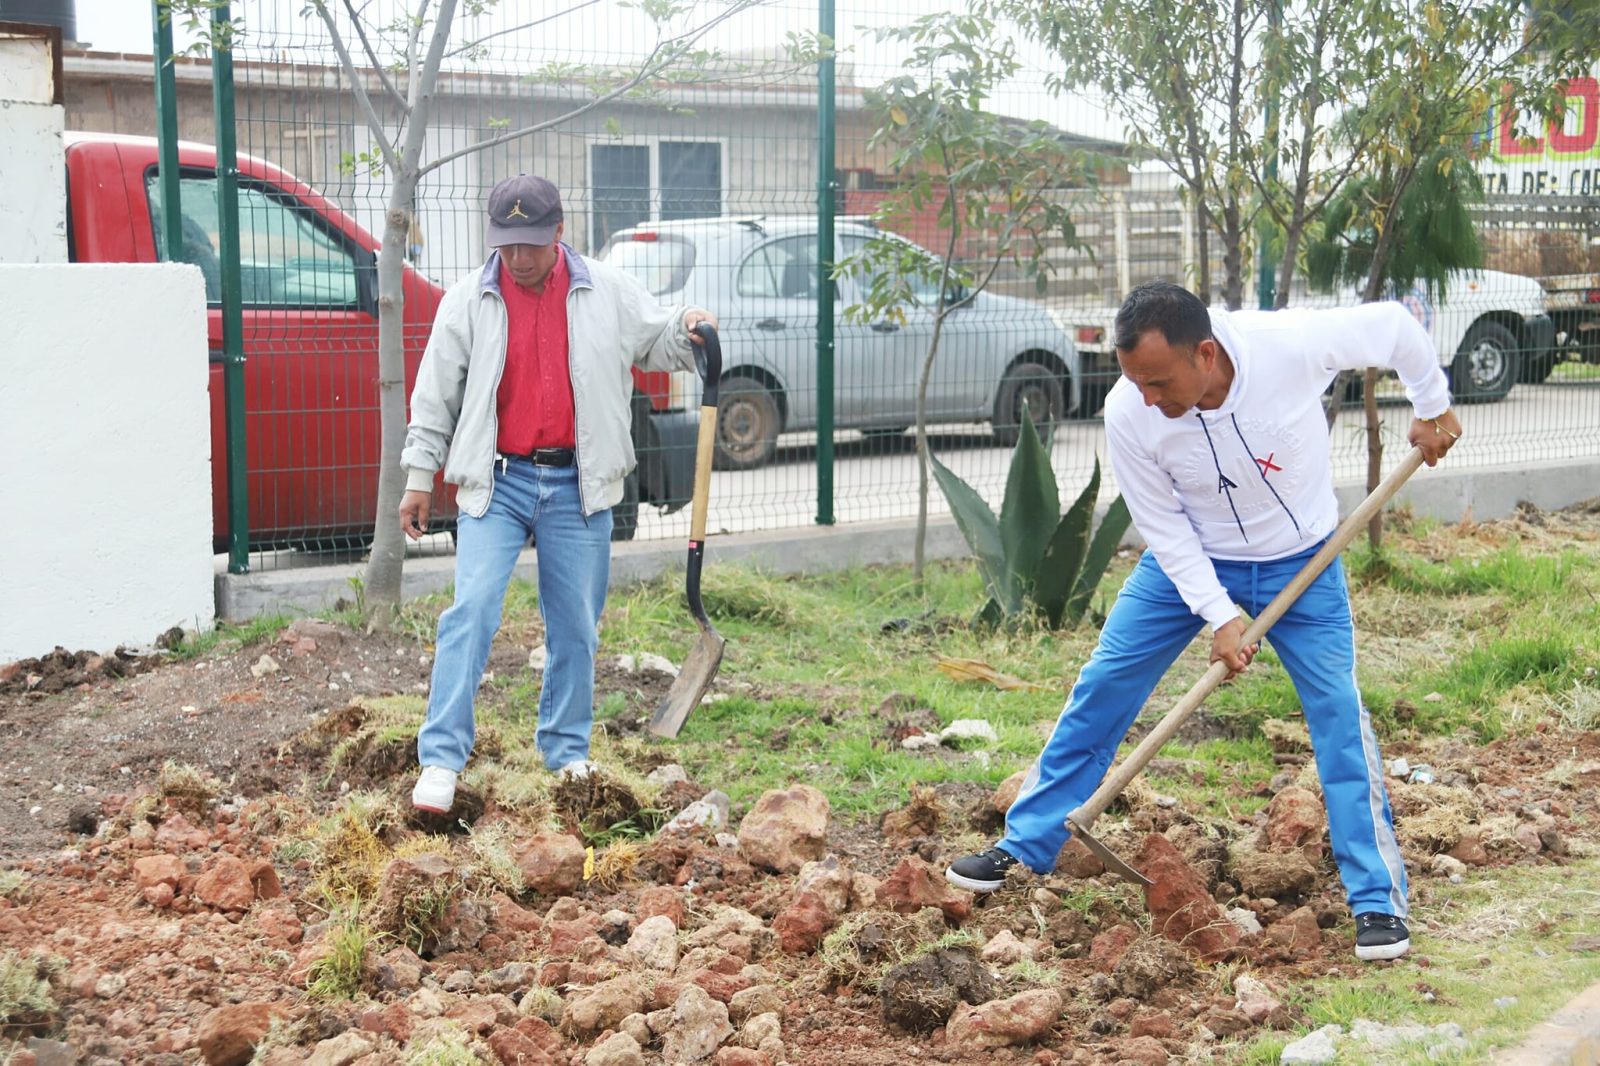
[1066,447,1428,886]
[649,323,726,739]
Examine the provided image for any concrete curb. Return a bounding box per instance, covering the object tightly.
[216,457,1600,622]
[1494,981,1600,1065]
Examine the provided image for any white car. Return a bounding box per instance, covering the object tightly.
[1061,268,1555,404]
[600,216,1083,469]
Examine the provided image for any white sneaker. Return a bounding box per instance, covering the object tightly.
[557,759,599,781]
[412,766,458,813]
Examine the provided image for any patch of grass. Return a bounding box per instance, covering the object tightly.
[305,793,398,907]
[157,760,221,818]
[167,613,292,661]
[1230,860,1600,1065]
[465,821,525,896]
[1358,543,1579,599]
[0,951,54,1027]
[1419,631,1587,739]
[305,917,378,1000]
[0,871,26,900]
[401,1027,479,1066]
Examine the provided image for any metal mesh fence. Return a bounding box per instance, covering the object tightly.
[58,2,1600,570]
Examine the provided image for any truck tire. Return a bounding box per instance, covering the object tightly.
[1518,347,1560,384]
[1451,320,1519,403]
[714,376,781,470]
[992,363,1064,447]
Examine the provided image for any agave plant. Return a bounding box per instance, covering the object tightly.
[931,407,1131,628]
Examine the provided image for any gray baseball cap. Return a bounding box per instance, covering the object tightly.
[485,174,563,248]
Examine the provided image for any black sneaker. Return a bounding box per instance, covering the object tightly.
[1354,913,1410,961]
[946,847,1022,892]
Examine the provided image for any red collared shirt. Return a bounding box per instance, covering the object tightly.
[495,248,574,453]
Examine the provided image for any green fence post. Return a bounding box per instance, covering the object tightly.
[151,2,182,262]
[211,3,249,573]
[815,0,837,527]
[1257,0,1281,310]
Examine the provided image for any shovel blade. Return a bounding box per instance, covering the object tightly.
[1067,817,1153,887]
[647,626,726,739]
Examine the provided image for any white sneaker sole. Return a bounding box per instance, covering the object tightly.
[1355,937,1410,961]
[945,868,1006,893]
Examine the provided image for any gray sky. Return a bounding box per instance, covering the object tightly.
[73,0,1127,143]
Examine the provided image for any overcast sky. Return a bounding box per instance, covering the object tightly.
[73,0,1128,143]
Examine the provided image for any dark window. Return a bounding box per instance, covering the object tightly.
[660,141,721,221]
[738,236,817,300]
[592,145,651,249]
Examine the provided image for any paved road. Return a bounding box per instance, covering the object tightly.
[629,377,1600,541]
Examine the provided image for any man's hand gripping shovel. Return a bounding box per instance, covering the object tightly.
[648,323,726,739]
[1067,448,1428,886]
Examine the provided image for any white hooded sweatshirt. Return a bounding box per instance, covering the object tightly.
[1103,301,1452,630]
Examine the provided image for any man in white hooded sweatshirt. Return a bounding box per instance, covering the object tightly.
[947,281,1464,962]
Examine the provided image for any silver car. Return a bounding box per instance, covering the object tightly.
[600,216,1084,470]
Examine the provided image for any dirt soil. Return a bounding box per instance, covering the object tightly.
[0,509,1596,1066]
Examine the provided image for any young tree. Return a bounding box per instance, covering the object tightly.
[1306,0,1599,547]
[838,9,1091,583]
[290,0,763,625]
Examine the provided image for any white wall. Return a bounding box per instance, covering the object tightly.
[0,264,214,662]
[0,35,67,264]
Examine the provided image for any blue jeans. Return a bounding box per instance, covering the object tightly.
[999,543,1408,918]
[417,460,612,773]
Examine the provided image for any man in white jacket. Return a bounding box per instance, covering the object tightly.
[398,175,715,814]
[948,281,1463,962]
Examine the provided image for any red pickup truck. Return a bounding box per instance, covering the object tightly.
[63,131,694,551]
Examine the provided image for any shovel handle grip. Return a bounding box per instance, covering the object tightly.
[1065,447,1427,833]
[688,323,722,544]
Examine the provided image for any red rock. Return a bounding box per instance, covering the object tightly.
[715,1049,769,1066]
[1446,830,1489,865]
[1136,834,1239,962]
[515,832,587,896]
[1129,1011,1175,1039]
[197,1002,277,1066]
[1090,924,1140,972]
[252,904,303,945]
[247,859,281,901]
[1199,1007,1252,1036]
[1263,787,1327,853]
[876,857,973,922]
[1111,1035,1169,1065]
[650,978,687,1011]
[773,891,837,954]
[155,814,202,851]
[547,917,602,956]
[491,892,543,933]
[945,989,1063,1050]
[358,1002,414,1042]
[1265,906,1322,954]
[691,969,752,1003]
[993,770,1029,815]
[736,785,831,873]
[133,853,184,890]
[143,883,176,908]
[1055,837,1106,879]
[445,998,500,1035]
[193,854,256,912]
[537,961,570,987]
[636,885,686,928]
[487,1017,563,1066]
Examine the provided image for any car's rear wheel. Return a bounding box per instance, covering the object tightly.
[1518,347,1561,384]
[714,376,781,470]
[992,363,1064,447]
[1452,320,1519,403]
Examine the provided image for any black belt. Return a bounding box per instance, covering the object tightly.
[500,448,575,468]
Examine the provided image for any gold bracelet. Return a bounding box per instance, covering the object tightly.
[1426,416,1460,441]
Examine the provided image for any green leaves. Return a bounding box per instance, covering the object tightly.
[932,407,1132,629]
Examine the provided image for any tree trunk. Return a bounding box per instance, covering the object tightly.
[1220,198,1245,311]
[913,310,949,586]
[1357,217,1402,550]
[362,189,419,626]
[1195,201,1213,303]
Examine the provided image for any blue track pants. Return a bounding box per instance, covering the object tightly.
[999,542,1408,918]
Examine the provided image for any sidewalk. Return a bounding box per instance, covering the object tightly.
[1494,981,1600,1065]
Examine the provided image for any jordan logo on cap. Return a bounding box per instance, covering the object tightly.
[507,199,530,220]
